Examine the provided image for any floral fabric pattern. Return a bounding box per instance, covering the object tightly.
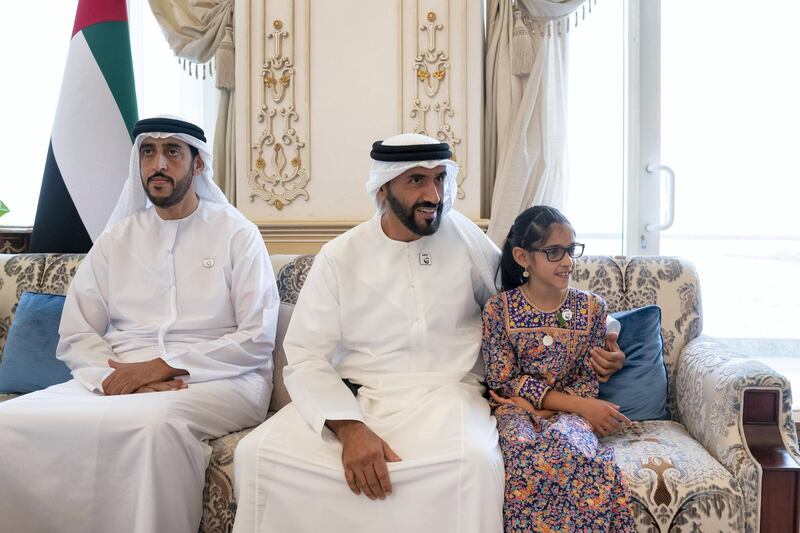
[605,420,744,532]
[482,287,635,532]
[275,254,315,304]
[201,427,255,533]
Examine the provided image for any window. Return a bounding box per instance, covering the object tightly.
[564,0,625,256]
[128,0,219,144]
[659,0,800,398]
[0,1,217,228]
[0,0,79,227]
[566,0,800,404]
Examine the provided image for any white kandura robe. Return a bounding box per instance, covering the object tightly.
[0,200,279,533]
[234,214,505,533]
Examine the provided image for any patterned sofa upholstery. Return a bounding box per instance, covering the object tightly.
[0,253,797,532]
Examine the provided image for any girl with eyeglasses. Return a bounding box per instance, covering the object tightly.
[481,205,635,532]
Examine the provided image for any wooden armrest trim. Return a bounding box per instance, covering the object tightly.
[742,389,800,532]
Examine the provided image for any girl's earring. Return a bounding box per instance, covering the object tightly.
[522,267,530,278]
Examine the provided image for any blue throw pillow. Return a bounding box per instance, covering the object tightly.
[598,305,669,421]
[0,292,73,394]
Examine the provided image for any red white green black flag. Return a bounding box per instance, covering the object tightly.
[30,0,138,252]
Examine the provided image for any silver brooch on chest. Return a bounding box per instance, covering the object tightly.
[419,253,432,266]
[202,258,215,268]
[562,309,573,321]
[542,335,554,346]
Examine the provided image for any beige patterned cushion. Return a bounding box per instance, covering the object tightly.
[275,254,315,304]
[201,427,255,533]
[0,254,83,361]
[607,420,744,532]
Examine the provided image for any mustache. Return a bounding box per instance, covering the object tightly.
[147,172,174,185]
[413,201,440,210]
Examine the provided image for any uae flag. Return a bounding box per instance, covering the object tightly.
[30,0,137,253]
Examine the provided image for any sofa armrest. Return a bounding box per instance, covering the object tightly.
[675,334,800,532]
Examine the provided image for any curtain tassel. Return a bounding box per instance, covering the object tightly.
[511,10,533,77]
[215,26,235,90]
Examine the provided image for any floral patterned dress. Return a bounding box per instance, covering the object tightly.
[481,287,635,532]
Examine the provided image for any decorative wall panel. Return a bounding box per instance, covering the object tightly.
[246,2,309,210]
[236,0,483,251]
[409,6,466,199]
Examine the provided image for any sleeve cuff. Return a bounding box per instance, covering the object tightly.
[317,411,366,436]
[515,375,551,410]
[606,315,621,336]
[72,367,114,394]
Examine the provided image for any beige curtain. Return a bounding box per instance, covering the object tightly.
[148,0,237,203]
[484,0,588,245]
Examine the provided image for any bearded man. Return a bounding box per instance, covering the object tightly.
[232,133,626,532]
[0,116,279,533]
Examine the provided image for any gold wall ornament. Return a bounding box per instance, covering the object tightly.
[409,7,465,199]
[414,64,447,97]
[250,6,310,210]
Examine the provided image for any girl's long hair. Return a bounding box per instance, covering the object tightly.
[498,205,572,291]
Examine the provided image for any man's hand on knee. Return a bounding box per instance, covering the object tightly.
[102,358,189,396]
[589,332,626,383]
[327,420,401,501]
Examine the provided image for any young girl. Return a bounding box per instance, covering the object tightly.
[481,206,635,532]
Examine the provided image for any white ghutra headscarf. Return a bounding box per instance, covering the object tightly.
[105,115,228,230]
[366,133,460,215]
[367,133,501,295]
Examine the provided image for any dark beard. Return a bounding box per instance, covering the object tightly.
[143,166,194,208]
[385,186,443,236]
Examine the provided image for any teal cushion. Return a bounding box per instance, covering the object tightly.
[598,305,669,421]
[0,292,73,393]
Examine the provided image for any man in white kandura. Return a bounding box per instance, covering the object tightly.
[0,116,279,533]
[232,134,626,532]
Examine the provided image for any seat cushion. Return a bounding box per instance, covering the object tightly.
[605,420,744,532]
[0,292,73,394]
[201,426,256,533]
[600,305,669,421]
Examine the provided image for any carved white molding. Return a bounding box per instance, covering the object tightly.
[249,15,309,211]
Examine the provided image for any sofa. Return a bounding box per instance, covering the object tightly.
[0,252,798,532]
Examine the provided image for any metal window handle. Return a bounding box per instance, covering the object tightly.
[645,163,675,232]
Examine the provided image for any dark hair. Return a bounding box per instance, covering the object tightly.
[498,205,573,291]
[188,145,199,159]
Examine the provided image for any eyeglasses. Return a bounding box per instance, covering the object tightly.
[530,243,585,262]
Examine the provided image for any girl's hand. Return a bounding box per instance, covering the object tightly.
[576,397,631,436]
[489,390,555,418]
